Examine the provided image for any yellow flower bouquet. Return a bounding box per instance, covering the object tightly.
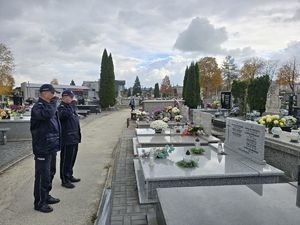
[257,115,286,132]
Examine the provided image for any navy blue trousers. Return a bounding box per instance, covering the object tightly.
[60,144,78,183]
[33,152,56,208]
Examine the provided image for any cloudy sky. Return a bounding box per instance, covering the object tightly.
[1,0,300,88]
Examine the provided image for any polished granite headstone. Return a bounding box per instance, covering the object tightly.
[134,145,283,203]
[225,118,266,164]
[156,183,300,225]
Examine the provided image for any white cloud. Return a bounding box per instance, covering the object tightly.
[174,17,227,53]
[0,0,300,89]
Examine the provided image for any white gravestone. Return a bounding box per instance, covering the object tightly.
[265,82,280,114]
[180,105,189,122]
[192,110,212,136]
[225,118,266,164]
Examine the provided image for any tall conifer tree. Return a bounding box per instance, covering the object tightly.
[99,49,116,108]
[183,66,188,101]
[194,63,201,106]
[132,76,142,96]
[154,83,160,98]
[108,53,116,105]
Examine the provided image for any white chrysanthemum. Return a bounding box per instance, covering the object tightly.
[150,120,168,130]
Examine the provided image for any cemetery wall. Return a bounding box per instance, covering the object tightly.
[0,120,31,141]
[143,100,184,113]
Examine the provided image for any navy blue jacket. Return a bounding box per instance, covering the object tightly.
[30,98,61,156]
[58,101,81,145]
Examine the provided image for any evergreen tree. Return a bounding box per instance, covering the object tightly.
[99,49,108,107]
[108,53,116,105]
[132,76,142,96]
[247,75,271,114]
[70,80,76,86]
[194,63,201,106]
[231,79,248,114]
[182,66,188,101]
[154,83,160,98]
[185,63,194,108]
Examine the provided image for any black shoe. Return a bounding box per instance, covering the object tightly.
[62,182,75,189]
[34,204,53,213]
[47,195,60,204]
[70,177,81,182]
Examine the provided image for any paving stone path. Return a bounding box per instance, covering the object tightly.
[0,141,32,170]
[0,113,107,172]
[110,122,155,225]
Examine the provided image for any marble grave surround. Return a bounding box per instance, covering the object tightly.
[134,145,283,203]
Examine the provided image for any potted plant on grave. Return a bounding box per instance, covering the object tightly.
[0,109,8,119]
[174,115,183,122]
[181,124,204,136]
[257,115,286,134]
[150,120,168,133]
[162,117,170,123]
[152,107,162,120]
[171,106,180,116]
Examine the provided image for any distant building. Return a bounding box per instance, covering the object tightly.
[81,81,99,99]
[82,79,126,99]
[20,82,90,100]
[173,85,183,98]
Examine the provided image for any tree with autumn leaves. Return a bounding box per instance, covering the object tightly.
[160,75,173,97]
[276,57,299,95]
[198,57,223,99]
[0,43,15,96]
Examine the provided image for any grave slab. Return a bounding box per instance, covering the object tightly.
[157,184,300,225]
[134,146,283,203]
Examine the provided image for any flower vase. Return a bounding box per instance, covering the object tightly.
[290,130,299,143]
[271,126,282,138]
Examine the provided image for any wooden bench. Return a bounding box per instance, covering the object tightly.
[0,128,10,145]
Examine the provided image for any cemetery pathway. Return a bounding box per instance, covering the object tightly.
[0,109,129,225]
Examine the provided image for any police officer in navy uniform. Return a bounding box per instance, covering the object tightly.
[58,89,81,189]
[30,84,61,213]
